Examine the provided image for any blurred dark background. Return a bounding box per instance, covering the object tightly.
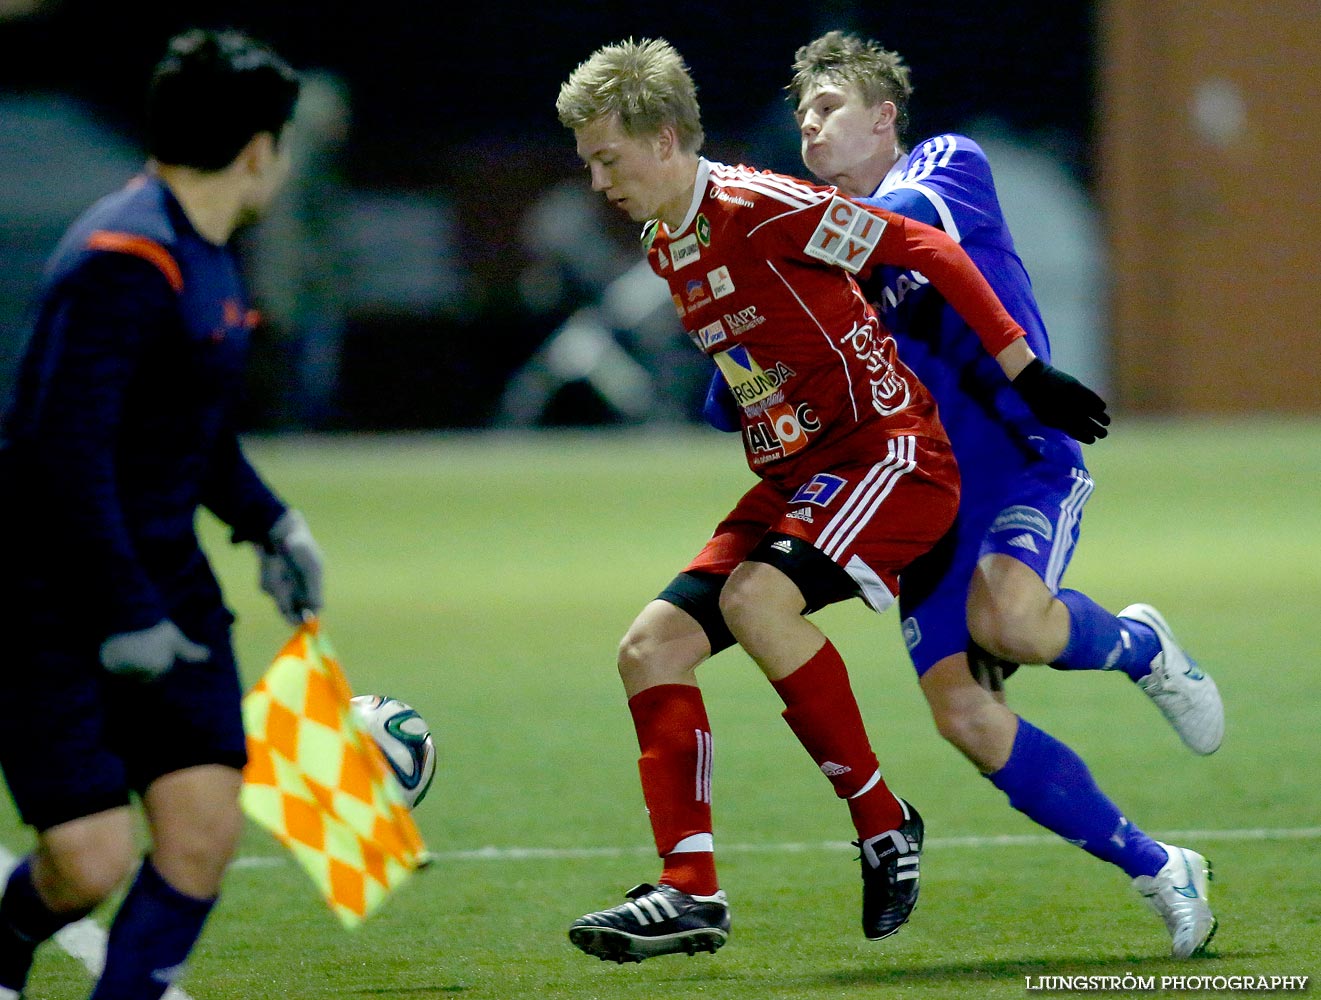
[2,1,1314,428]
[0,2,1097,170]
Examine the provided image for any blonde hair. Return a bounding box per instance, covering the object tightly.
[789,31,914,141]
[556,37,704,153]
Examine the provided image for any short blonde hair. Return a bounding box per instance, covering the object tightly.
[789,31,913,141]
[556,37,704,153]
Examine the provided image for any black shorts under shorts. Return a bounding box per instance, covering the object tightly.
[657,531,858,656]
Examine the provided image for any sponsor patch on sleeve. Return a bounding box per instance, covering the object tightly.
[803,196,887,273]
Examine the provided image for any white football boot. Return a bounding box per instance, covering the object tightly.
[1133,842,1217,958]
[1120,603,1224,754]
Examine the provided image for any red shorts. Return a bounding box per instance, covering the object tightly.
[686,434,959,613]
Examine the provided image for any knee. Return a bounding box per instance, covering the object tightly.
[614,601,711,697]
[38,834,137,911]
[931,698,983,755]
[617,623,691,688]
[716,571,763,640]
[929,698,1010,772]
[154,803,243,895]
[617,625,652,684]
[967,591,1049,664]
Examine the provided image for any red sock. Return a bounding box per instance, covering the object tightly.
[628,684,718,895]
[771,641,902,839]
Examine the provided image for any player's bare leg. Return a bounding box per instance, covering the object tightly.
[617,599,709,698]
[88,765,243,999]
[717,561,821,680]
[720,560,922,940]
[144,764,244,899]
[32,809,138,913]
[968,554,1222,753]
[966,555,1068,665]
[0,809,136,997]
[918,654,1018,773]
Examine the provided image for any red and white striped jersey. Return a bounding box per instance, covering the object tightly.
[644,158,1024,491]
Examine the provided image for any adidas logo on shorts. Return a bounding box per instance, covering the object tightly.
[1007,532,1039,553]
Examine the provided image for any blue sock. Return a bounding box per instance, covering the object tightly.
[89,859,215,1000]
[988,719,1168,878]
[1053,589,1161,680]
[0,857,88,991]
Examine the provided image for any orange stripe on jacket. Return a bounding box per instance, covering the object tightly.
[85,230,184,293]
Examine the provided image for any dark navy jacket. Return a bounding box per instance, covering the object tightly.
[1,174,285,637]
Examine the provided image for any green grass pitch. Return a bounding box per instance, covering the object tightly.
[3,420,1318,998]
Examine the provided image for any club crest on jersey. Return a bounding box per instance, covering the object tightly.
[671,233,701,269]
[804,196,887,273]
[708,266,735,299]
[641,219,660,249]
[714,345,795,407]
[696,213,711,246]
[790,473,848,507]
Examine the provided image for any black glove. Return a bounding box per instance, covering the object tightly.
[1011,358,1110,444]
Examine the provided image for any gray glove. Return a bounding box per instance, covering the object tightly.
[260,508,324,625]
[99,619,210,681]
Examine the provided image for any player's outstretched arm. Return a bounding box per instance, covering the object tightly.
[856,208,1110,443]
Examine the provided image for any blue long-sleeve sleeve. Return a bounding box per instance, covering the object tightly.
[9,254,175,630]
[3,193,286,634]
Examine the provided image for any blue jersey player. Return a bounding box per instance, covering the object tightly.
[792,31,1222,958]
[709,31,1221,958]
[0,30,322,999]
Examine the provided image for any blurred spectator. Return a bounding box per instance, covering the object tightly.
[499,181,707,426]
[244,70,353,429]
[0,94,139,406]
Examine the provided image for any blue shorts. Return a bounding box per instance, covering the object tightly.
[0,594,247,832]
[897,460,1094,675]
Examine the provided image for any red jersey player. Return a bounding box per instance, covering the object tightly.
[555,37,1105,964]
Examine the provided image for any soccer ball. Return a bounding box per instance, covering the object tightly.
[350,695,437,809]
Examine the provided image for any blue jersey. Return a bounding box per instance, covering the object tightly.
[0,174,285,637]
[858,135,1084,484]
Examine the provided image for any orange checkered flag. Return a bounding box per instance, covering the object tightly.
[240,619,429,928]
